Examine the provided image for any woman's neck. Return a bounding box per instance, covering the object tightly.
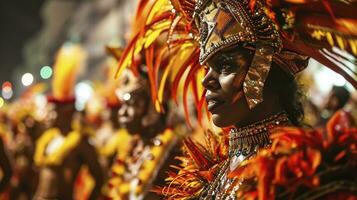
[54,122,72,135]
[235,93,285,128]
[138,124,166,146]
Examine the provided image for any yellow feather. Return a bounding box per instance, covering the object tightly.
[147,0,170,23]
[52,43,86,100]
[196,67,206,95]
[158,54,172,105]
[326,32,334,46]
[335,35,345,50]
[144,21,171,48]
[349,39,357,55]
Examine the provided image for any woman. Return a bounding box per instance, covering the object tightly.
[104,69,180,200]
[116,0,357,199]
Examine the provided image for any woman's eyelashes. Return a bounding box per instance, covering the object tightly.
[219,56,237,73]
[206,54,239,73]
[222,63,236,73]
[214,62,236,74]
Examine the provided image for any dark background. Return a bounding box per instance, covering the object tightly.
[0,0,46,84]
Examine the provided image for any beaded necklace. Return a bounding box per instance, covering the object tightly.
[229,111,290,157]
[200,112,291,200]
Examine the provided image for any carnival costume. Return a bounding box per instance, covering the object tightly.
[104,68,180,199]
[34,43,86,168]
[88,47,128,159]
[106,128,177,199]
[33,44,96,200]
[115,0,357,199]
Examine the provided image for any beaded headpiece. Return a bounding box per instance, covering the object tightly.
[194,0,286,108]
[116,0,357,122]
[195,0,282,63]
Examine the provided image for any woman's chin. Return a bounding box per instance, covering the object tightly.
[212,114,234,128]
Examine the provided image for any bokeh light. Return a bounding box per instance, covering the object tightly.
[2,88,13,100]
[0,97,4,108]
[2,81,12,89]
[315,67,346,94]
[21,73,34,86]
[75,81,93,111]
[2,81,13,100]
[40,66,53,79]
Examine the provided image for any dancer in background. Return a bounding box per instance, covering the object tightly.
[7,102,41,200]
[318,85,351,125]
[91,47,129,172]
[105,67,180,200]
[33,43,104,200]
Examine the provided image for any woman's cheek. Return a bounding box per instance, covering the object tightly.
[219,73,237,92]
[128,107,135,118]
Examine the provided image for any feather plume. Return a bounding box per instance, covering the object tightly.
[51,43,86,101]
[115,0,205,125]
[262,0,357,87]
[153,130,228,199]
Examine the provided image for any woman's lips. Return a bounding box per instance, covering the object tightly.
[207,99,225,112]
[119,116,131,124]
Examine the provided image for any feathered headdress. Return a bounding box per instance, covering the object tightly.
[115,0,206,125]
[102,46,124,108]
[116,0,357,120]
[48,43,86,104]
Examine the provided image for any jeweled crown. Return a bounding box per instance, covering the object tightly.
[194,0,282,64]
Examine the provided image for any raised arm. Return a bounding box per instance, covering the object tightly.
[80,139,104,200]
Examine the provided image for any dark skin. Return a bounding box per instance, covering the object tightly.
[53,104,75,135]
[35,103,104,200]
[94,106,120,176]
[117,82,174,200]
[109,106,120,129]
[118,89,164,144]
[0,138,12,192]
[202,46,284,128]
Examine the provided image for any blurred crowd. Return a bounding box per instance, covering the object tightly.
[0,42,355,200]
[0,41,206,199]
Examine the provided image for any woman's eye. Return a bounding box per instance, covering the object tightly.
[220,64,233,73]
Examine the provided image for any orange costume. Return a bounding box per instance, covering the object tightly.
[115,0,357,199]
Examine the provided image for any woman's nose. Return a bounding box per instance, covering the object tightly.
[118,104,128,116]
[202,68,220,91]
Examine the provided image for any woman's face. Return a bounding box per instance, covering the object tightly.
[118,90,148,134]
[202,46,253,127]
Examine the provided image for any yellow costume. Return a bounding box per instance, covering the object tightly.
[98,129,131,158]
[93,46,125,158]
[106,128,177,199]
[33,43,93,200]
[34,128,81,166]
[34,43,85,166]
